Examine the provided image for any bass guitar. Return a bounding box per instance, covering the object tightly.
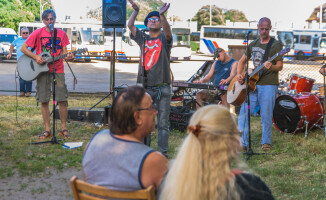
[227,47,290,106]
[17,48,87,81]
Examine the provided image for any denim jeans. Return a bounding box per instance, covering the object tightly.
[238,85,278,147]
[19,77,32,93]
[147,85,171,156]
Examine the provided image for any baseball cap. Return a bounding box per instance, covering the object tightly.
[144,11,160,27]
[214,48,224,60]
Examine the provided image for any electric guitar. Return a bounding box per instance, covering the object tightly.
[17,48,87,81]
[227,47,290,106]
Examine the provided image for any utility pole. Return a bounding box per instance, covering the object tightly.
[39,0,48,21]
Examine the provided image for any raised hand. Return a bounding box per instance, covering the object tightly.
[159,3,170,15]
[128,0,139,12]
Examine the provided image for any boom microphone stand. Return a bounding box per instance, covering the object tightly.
[32,24,63,145]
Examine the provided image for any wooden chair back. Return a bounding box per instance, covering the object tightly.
[70,176,156,200]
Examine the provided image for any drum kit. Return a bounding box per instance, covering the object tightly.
[273,73,325,137]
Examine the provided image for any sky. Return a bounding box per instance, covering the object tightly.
[51,0,325,29]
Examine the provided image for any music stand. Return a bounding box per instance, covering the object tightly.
[32,25,63,145]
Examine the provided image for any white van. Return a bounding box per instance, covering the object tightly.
[0,27,18,62]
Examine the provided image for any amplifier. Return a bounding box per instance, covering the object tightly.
[169,106,194,132]
[55,105,111,124]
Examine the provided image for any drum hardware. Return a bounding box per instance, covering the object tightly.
[304,119,309,138]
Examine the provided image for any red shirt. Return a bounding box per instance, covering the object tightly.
[25,27,70,73]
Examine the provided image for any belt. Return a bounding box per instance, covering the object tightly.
[147,83,170,100]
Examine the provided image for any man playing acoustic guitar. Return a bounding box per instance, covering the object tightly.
[236,17,283,151]
[21,9,74,139]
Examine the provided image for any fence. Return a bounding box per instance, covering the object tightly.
[277,57,325,92]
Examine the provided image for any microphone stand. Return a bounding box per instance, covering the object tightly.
[141,29,148,89]
[242,32,274,160]
[141,29,150,146]
[32,25,63,145]
[323,64,326,138]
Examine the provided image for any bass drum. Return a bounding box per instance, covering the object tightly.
[273,93,324,134]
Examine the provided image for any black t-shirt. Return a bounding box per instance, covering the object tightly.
[234,173,275,200]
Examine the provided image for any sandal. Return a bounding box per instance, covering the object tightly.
[39,131,51,139]
[262,143,272,150]
[59,129,71,139]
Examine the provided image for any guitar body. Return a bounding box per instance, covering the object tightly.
[17,52,52,81]
[227,73,259,106]
[17,49,87,81]
[227,47,291,106]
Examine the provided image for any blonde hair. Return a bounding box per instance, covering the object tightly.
[160,105,241,200]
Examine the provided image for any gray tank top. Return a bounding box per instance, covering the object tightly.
[82,129,155,191]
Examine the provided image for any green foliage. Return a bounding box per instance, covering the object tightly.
[126,0,164,21]
[0,0,52,32]
[192,5,248,30]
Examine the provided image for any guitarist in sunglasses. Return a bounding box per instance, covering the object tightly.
[21,9,74,139]
[236,17,283,151]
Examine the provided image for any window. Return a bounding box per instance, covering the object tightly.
[293,35,299,43]
[300,35,311,44]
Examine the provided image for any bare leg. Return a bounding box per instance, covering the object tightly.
[58,101,67,130]
[41,102,51,132]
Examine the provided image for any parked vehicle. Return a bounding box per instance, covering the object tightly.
[0,27,18,62]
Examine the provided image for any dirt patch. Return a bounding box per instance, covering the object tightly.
[0,168,83,200]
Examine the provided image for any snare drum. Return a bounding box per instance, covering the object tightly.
[273,93,324,134]
[288,73,315,93]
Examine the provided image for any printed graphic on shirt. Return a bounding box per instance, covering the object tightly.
[142,38,162,70]
[40,37,62,54]
[251,46,265,68]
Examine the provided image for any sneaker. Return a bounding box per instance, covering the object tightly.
[19,92,25,97]
[262,143,272,150]
[241,146,248,152]
[26,92,31,97]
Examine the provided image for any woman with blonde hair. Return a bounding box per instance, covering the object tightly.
[159,105,274,200]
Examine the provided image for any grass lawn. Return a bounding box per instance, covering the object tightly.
[0,95,326,199]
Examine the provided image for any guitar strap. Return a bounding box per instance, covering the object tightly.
[259,37,275,77]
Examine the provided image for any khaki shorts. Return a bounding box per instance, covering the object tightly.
[35,73,68,103]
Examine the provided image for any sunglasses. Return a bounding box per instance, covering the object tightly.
[148,18,160,22]
[259,28,270,31]
[22,32,29,34]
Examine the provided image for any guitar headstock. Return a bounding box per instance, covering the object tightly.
[278,47,291,56]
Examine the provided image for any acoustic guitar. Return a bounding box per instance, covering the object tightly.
[17,48,87,81]
[227,47,290,106]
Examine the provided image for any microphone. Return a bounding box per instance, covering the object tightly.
[49,24,53,32]
[245,30,252,38]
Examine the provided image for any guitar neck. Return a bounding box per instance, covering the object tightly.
[249,53,278,78]
[52,51,76,62]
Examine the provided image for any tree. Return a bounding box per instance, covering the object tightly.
[192,5,248,30]
[0,0,52,32]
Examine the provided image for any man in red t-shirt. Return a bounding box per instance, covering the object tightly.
[21,9,74,139]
